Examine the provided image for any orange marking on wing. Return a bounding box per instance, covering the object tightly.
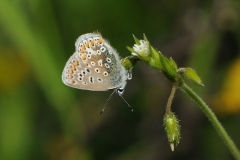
[83,61,89,66]
[91,40,94,46]
[81,55,86,60]
[80,48,85,53]
[80,45,85,53]
[98,39,103,44]
[85,42,89,48]
[68,69,73,74]
[71,65,76,70]
[74,60,79,66]
[68,74,73,78]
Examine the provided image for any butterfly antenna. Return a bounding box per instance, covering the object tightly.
[100,91,115,115]
[119,95,133,112]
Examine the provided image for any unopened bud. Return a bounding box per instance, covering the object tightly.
[164,112,181,151]
[178,68,204,86]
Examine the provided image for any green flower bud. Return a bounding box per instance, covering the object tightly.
[178,68,204,86]
[169,57,178,71]
[127,35,153,63]
[160,55,178,82]
[127,35,179,82]
[164,112,181,151]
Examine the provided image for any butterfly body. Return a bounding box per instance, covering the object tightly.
[62,33,129,95]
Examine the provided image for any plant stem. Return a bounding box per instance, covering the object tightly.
[180,82,240,160]
[166,84,177,114]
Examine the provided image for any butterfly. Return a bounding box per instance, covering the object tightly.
[62,33,132,113]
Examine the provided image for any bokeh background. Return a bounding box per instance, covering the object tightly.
[1,0,240,160]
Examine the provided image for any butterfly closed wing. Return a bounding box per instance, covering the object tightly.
[62,33,129,96]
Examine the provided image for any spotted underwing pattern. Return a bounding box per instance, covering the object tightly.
[62,32,130,95]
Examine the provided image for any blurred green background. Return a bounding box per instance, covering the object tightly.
[0,0,240,160]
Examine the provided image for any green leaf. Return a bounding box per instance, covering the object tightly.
[143,34,149,42]
[179,68,204,86]
[126,46,136,53]
[132,34,141,45]
[169,57,178,72]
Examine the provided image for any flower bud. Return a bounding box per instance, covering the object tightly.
[127,34,180,83]
[164,112,181,151]
[178,68,204,86]
[160,55,178,82]
[127,35,151,62]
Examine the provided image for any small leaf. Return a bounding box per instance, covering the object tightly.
[179,68,204,86]
[143,34,149,42]
[126,46,136,53]
[169,57,178,71]
[132,34,141,45]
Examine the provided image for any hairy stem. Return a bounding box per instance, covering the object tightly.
[180,82,240,159]
[166,84,177,114]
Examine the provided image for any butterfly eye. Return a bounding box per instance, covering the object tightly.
[117,88,124,96]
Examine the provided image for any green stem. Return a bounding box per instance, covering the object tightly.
[180,82,240,160]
